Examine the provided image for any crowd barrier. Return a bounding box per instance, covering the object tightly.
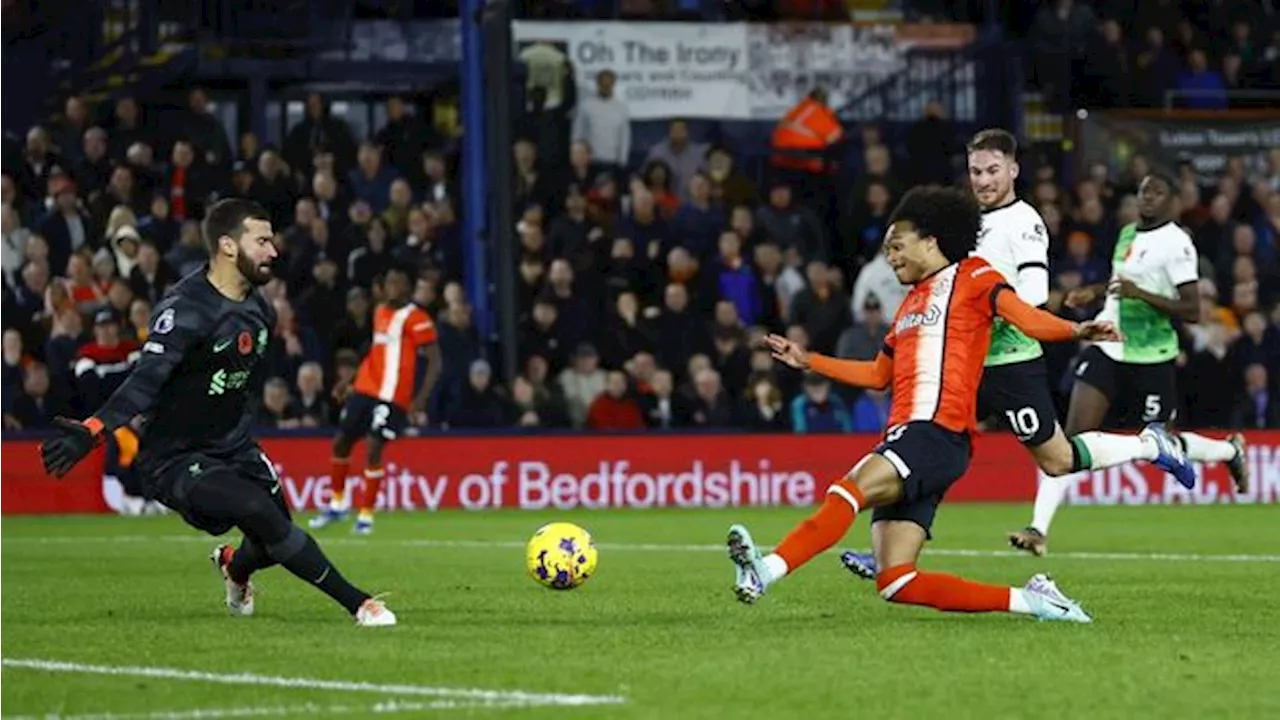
[3,431,1277,515]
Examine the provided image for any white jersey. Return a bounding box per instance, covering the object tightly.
[1095,222,1199,364]
[972,199,1050,366]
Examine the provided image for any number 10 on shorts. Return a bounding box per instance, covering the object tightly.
[1005,407,1040,441]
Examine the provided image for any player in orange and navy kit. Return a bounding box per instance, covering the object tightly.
[310,266,441,534]
[726,186,1124,623]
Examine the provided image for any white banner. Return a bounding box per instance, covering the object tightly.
[512,22,911,120]
[514,22,751,120]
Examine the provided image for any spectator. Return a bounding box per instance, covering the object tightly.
[72,308,139,413]
[52,95,90,164]
[558,342,606,427]
[1231,363,1279,428]
[257,377,298,429]
[790,373,852,433]
[737,373,788,432]
[672,172,725,259]
[706,145,757,208]
[1176,49,1229,110]
[184,88,234,172]
[284,92,357,177]
[447,359,510,428]
[586,370,645,430]
[166,140,213,222]
[73,127,112,198]
[712,231,761,327]
[572,69,631,173]
[688,367,734,428]
[509,374,570,429]
[756,180,826,264]
[836,295,890,361]
[347,142,400,214]
[646,119,708,201]
[375,96,440,182]
[639,368,687,429]
[38,175,90,274]
[599,291,652,370]
[514,138,554,211]
[291,361,332,427]
[789,260,852,355]
[845,377,890,430]
[128,240,171,306]
[10,362,67,429]
[2,205,32,286]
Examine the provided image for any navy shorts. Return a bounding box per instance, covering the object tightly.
[976,358,1060,446]
[145,447,287,536]
[1073,346,1177,427]
[870,421,972,538]
[339,392,408,441]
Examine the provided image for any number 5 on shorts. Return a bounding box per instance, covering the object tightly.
[371,403,391,430]
[1143,394,1161,421]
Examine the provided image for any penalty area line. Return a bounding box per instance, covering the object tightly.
[6,534,1280,563]
[2,697,519,720]
[0,658,627,708]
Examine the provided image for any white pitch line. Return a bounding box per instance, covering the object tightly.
[0,659,626,708]
[2,697,505,720]
[6,535,1280,563]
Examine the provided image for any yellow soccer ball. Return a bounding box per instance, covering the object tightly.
[525,522,598,590]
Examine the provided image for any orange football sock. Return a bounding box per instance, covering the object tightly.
[773,478,865,572]
[876,563,1012,613]
[330,456,350,507]
[357,466,385,515]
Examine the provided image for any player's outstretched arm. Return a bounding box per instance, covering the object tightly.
[763,334,893,390]
[994,288,1122,343]
[94,295,205,431]
[43,297,204,478]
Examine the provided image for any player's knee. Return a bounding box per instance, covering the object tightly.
[332,434,353,456]
[264,525,308,562]
[1038,452,1073,477]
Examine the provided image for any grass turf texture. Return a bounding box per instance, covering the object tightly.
[3,505,1279,719]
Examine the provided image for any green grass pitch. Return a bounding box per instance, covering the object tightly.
[3,504,1279,719]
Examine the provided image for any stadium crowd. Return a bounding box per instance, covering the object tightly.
[3,5,1280,436]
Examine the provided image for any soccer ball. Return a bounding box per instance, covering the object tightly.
[525,522,598,590]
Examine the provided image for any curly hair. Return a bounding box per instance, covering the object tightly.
[887,185,983,263]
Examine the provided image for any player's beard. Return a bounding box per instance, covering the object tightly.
[236,251,274,286]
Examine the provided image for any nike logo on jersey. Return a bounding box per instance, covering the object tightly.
[213,337,235,353]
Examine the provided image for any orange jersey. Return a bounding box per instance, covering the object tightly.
[882,257,1008,433]
[354,303,438,410]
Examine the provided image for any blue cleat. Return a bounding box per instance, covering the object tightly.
[353,515,374,535]
[1023,573,1092,623]
[308,507,347,530]
[840,551,877,580]
[1141,422,1196,489]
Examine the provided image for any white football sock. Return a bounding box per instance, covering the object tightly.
[1074,431,1156,468]
[1030,470,1079,536]
[1008,588,1035,615]
[762,553,789,585]
[1178,432,1238,463]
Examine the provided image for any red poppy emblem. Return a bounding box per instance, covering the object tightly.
[238,331,253,355]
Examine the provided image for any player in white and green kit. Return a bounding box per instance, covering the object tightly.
[1011,173,1249,551]
[840,133,1196,577]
